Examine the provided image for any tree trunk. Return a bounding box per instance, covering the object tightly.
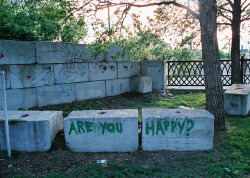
[199,0,225,128]
[231,0,241,84]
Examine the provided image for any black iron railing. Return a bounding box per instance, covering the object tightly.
[167,58,250,86]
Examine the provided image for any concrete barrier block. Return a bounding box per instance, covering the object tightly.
[0,40,35,65]
[75,81,106,101]
[106,78,130,96]
[36,41,76,64]
[106,45,130,62]
[54,63,89,84]
[140,60,167,92]
[0,111,63,152]
[0,88,37,110]
[224,84,250,116]
[64,109,138,152]
[73,44,105,62]
[9,65,54,89]
[131,76,152,93]
[0,65,10,89]
[117,62,139,78]
[89,62,117,81]
[142,108,214,151]
[37,84,75,107]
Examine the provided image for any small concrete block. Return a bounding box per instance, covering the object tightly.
[9,65,54,89]
[75,81,106,101]
[0,88,37,110]
[0,66,10,89]
[89,62,117,81]
[224,84,250,116]
[131,76,152,93]
[0,40,35,65]
[140,60,167,92]
[54,63,89,84]
[0,111,63,152]
[142,108,214,151]
[37,84,75,107]
[36,41,75,64]
[106,45,130,62]
[106,78,130,96]
[117,62,139,78]
[64,109,138,152]
[73,44,105,62]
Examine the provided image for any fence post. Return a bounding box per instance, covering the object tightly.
[240,56,244,84]
[0,71,11,157]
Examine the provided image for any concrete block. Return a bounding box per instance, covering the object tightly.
[73,44,105,62]
[0,66,10,89]
[54,63,89,84]
[0,88,37,110]
[131,76,152,93]
[75,81,106,101]
[9,65,54,89]
[224,84,250,116]
[37,84,75,107]
[106,45,130,62]
[117,62,139,78]
[64,109,138,152]
[106,78,130,96]
[0,111,63,152]
[89,62,117,81]
[140,60,167,92]
[142,108,214,151]
[0,40,36,65]
[36,41,76,64]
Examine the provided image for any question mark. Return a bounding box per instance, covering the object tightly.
[186,119,194,136]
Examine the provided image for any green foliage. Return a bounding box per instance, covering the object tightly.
[219,50,231,59]
[0,0,87,43]
[192,50,202,59]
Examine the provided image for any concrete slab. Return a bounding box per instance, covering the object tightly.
[142,108,214,151]
[0,66,10,89]
[106,78,130,96]
[0,40,35,65]
[75,81,106,101]
[131,76,152,93]
[64,109,138,152]
[224,84,250,116]
[0,111,63,152]
[0,88,37,110]
[54,63,89,84]
[117,62,139,78]
[140,60,167,92]
[37,84,75,107]
[106,45,130,62]
[9,65,54,89]
[89,62,117,81]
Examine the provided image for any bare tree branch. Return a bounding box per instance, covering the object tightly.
[225,0,233,8]
[218,6,232,22]
[241,2,250,12]
[242,0,248,7]
[217,22,231,26]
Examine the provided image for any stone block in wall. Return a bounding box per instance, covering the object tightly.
[64,109,138,152]
[131,76,152,93]
[75,81,106,101]
[89,62,117,81]
[0,40,35,65]
[142,108,214,151]
[73,44,105,62]
[0,111,63,152]
[0,88,37,110]
[224,84,250,116]
[106,45,130,62]
[117,62,139,78]
[140,60,167,92]
[0,65,10,89]
[37,84,75,107]
[106,78,130,96]
[36,41,76,64]
[9,65,54,89]
[54,63,89,84]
